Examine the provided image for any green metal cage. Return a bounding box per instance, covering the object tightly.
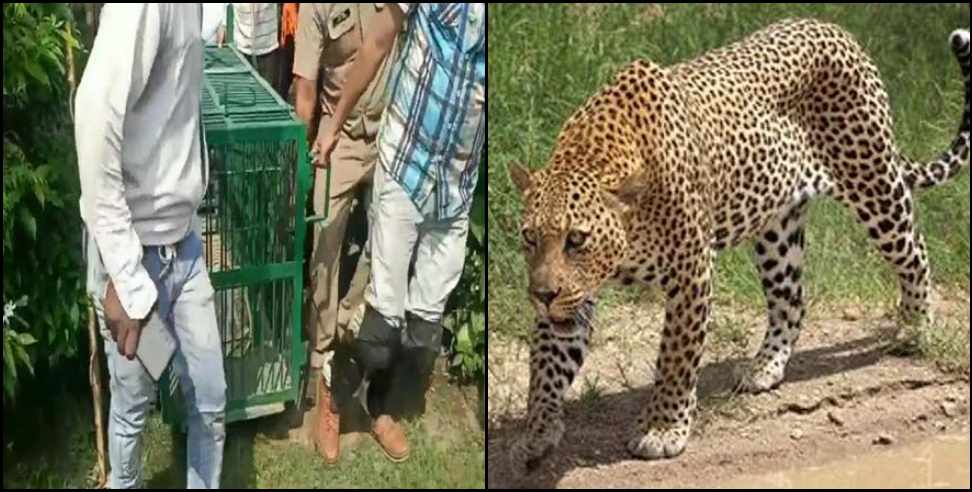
[160,45,327,427]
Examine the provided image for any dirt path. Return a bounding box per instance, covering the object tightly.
[487,293,970,488]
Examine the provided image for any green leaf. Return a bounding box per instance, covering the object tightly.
[22,59,49,87]
[3,332,12,367]
[68,301,80,328]
[469,195,485,246]
[456,324,473,353]
[18,207,36,241]
[34,164,53,180]
[17,333,36,346]
[14,342,34,377]
[32,179,47,208]
[4,368,15,403]
[4,335,19,387]
[473,313,486,338]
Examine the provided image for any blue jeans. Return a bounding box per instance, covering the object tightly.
[86,230,226,489]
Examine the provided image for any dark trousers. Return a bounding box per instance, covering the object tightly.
[251,45,294,101]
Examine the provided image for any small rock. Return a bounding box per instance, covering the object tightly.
[842,307,864,322]
[828,411,846,427]
[914,413,929,423]
[873,434,895,446]
[935,421,948,432]
[941,402,959,418]
[945,395,957,403]
[791,429,805,441]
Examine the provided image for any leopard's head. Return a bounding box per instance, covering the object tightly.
[509,161,632,330]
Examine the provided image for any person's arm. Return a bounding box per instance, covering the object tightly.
[202,3,228,46]
[292,4,325,143]
[312,4,407,167]
[75,4,164,358]
[295,77,318,143]
[216,3,228,47]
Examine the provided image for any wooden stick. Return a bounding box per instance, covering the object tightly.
[66,23,76,122]
[87,306,108,489]
[67,21,108,488]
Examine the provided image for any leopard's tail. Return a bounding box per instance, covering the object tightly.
[903,29,970,190]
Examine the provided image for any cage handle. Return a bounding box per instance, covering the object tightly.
[305,151,332,226]
[221,82,258,113]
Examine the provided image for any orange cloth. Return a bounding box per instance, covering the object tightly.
[280,3,299,46]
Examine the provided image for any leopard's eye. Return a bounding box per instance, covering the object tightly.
[522,228,538,248]
[565,230,589,251]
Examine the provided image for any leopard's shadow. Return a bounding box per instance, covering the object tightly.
[487,335,886,489]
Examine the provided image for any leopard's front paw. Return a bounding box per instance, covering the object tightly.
[626,424,690,460]
[737,357,786,394]
[509,420,564,479]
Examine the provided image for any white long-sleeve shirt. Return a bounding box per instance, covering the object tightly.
[203,3,228,45]
[228,3,279,56]
[76,4,206,320]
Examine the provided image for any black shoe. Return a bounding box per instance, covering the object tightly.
[385,313,443,418]
[351,306,401,416]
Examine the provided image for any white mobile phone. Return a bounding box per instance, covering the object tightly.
[137,312,177,382]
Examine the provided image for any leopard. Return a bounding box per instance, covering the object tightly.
[506,18,971,475]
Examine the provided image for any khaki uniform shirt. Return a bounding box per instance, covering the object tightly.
[293,3,395,140]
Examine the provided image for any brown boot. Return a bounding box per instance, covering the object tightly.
[371,415,410,463]
[314,376,341,465]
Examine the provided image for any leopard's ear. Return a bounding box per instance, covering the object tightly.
[600,189,629,216]
[509,162,533,194]
[602,172,650,226]
[614,172,650,206]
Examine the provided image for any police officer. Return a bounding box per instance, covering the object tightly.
[292,3,396,465]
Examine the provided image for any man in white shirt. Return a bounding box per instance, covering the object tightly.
[202,3,228,45]
[75,4,226,489]
[216,3,290,98]
[315,2,485,464]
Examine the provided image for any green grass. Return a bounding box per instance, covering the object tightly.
[578,375,606,409]
[488,3,971,340]
[886,316,971,376]
[709,313,753,358]
[3,379,485,489]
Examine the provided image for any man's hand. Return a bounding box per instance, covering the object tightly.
[217,26,226,48]
[103,281,143,360]
[312,127,339,169]
[316,5,404,167]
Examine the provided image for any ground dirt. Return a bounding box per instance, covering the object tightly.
[487,291,970,489]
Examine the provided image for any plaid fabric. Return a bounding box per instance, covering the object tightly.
[377,3,486,220]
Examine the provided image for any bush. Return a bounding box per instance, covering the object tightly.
[3,3,86,405]
[446,157,487,383]
[3,297,37,404]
